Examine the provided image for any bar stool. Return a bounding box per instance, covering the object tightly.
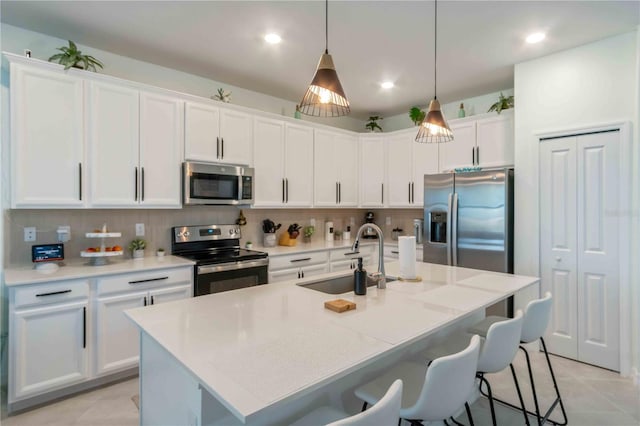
[354,335,481,426]
[468,292,567,426]
[289,379,403,426]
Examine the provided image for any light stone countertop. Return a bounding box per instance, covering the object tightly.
[255,239,376,256]
[4,255,195,286]
[125,260,539,423]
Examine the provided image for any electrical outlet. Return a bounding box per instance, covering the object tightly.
[24,227,36,242]
[309,218,316,227]
[135,223,145,236]
[386,216,392,226]
[350,217,355,226]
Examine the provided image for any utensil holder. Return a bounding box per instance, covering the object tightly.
[263,233,276,247]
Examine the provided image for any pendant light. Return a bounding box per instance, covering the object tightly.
[299,0,350,117]
[416,0,453,143]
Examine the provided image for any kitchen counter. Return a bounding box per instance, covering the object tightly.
[255,239,376,256]
[4,255,195,286]
[126,261,539,425]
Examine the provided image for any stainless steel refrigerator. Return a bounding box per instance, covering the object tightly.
[423,168,514,316]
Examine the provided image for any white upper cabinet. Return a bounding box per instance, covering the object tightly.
[412,140,439,206]
[184,101,253,165]
[475,110,514,168]
[11,64,85,208]
[360,136,386,207]
[314,130,359,207]
[439,120,476,171]
[88,85,183,208]
[439,110,514,171]
[87,81,139,207]
[386,131,414,207]
[253,117,313,207]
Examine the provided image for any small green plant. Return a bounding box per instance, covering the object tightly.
[303,226,315,238]
[212,88,231,103]
[128,238,146,252]
[488,92,514,114]
[48,40,104,71]
[365,116,383,132]
[409,107,426,126]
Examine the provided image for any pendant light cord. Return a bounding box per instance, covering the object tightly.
[434,0,438,99]
[325,0,329,54]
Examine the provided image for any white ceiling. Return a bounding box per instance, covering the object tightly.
[2,1,639,119]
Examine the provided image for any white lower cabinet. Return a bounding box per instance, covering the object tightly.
[10,279,90,401]
[8,266,193,409]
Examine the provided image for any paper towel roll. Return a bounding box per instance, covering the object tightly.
[398,236,417,279]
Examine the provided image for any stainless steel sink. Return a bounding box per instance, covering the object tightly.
[297,274,398,294]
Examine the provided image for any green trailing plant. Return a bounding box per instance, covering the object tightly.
[409,107,426,126]
[488,92,514,114]
[48,40,104,71]
[303,226,315,238]
[128,238,146,252]
[365,116,383,132]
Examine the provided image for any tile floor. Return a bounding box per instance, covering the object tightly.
[1,349,638,425]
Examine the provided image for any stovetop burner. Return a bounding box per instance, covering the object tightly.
[171,224,268,265]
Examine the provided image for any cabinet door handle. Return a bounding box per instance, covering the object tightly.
[472,147,476,165]
[141,167,145,202]
[381,183,384,204]
[216,137,220,159]
[151,295,155,305]
[336,182,339,204]
[409,182,411,203]
[221,138,224,159]
[143,296,147,306]
[286,178,290,203]
[301,270,305,278]
[391,250,399,254]
[128,276,169,284]
[78,163,83,201]
[476,146,479,165]
[134,167,139,201]
[412,182,415,203]
[297,270,300,279]
[36,289,72,297]
[282,178,285,203]
[338,182,341,204]
[82,306,86,349]
[290,257,311,263]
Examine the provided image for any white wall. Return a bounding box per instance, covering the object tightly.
[383,88,514,132]
[0,24,365,132]
[513,31,639,377]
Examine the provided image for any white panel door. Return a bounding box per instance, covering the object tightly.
[12,301,88,399]
[87,81,139,207]
[439,121,475,171]
[360,136,386,207]
[11,64,85,207]
[540,137,578,360]
[475,111,514,168]
[314,130,339,206]
[386,132,413,207]
[94,292,146,376]
[139,92,184,207]
[576,131,620,371]
[253,117,285,206]
[184,101,220,162]
[284,124,314,207]
[219,109,253,165]
[336,134,359,207]
[149,284,192,305]
[413,142,439,206]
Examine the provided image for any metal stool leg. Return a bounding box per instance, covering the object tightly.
[465,402,475,426]
[510,363,531,426]
[539,338,568,425]
[477,374,497,426]
[361,401,368,412]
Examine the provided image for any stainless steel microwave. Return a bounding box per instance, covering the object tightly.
[183,162,254,205]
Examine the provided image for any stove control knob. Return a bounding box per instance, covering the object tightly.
[181,231,191,238]
[229,229,235,235]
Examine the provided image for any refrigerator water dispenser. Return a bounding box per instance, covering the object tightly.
[429,212,447,243]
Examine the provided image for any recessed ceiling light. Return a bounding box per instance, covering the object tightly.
[526,32,546,44]
[264,33,282,44]
[381,81,394,89]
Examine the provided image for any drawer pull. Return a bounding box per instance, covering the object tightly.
[128,277,169,284]
[343,251,360,256]
[36,289,72,297]
[290,257,311,263]
[391,250,399,254]
[82,306,86,349]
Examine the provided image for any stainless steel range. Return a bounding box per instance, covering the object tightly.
[171,224,268,296]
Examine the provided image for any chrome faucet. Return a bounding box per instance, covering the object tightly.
[352,223,386,289]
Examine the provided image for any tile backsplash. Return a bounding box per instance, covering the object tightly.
[5,207,424,266]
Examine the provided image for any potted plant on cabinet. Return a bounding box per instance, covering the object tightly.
[129,238,147,259]
[48,40,104,71]
[409,107,426,126]
[365,116,383,132]
[488,92,514,114]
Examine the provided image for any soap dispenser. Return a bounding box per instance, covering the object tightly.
[354,257,367,295]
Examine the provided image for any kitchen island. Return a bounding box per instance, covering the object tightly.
[126,261,539,425]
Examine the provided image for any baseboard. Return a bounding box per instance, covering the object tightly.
[632,367,639,387]
[8,368,138,414]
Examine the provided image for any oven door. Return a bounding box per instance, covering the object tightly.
[195,259,268,296]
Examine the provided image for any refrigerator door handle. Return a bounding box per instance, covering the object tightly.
[446,193,453,266]
[452,193,459,266]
